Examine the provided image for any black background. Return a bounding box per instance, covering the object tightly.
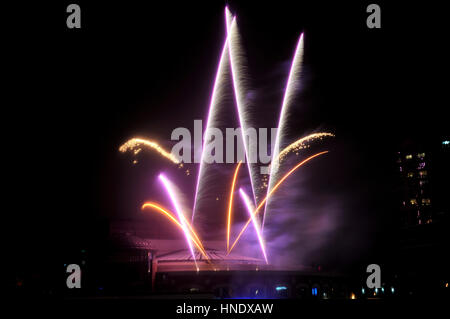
[3,0,449,301]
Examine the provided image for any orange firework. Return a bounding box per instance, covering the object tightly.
[227,161,242,253]
[228,151,329,254]
[141,202,209,260]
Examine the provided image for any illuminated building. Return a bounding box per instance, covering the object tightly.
[396,137,449,227]
[396,149,433,227]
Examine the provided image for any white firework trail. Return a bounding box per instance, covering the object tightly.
[192,10,232,223]
[159,174,198,270]
[226,13,259,205]
[262,33,305,230]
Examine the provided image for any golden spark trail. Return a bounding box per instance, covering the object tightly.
[276,133,334,164]
[119,138,180,164]
[261,132,334,231]
[141,202,209,260]
[227,161,242,253]
[228,151,329,254]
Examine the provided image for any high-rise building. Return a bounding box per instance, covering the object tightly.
[396,149,432,227]
[396,138,449,227]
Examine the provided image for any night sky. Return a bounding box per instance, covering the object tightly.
[5,1,448,277]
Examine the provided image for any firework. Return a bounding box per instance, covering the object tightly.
[226,16,258,204]
[120,8,335,267]
[263,34,304,229]
[159,174,198,268]
[227,161,242,253]
[192,12,232,223]
[276,132,335,164]
[141,202,209,260]
[239,188,268,264]
[119,138,180,164]
[228,151,329,253]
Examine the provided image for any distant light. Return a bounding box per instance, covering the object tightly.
[362,288,365,294]
[350,292,356,300]
[381,287,384,293]
[446,282,448,288]
[443,140,450,145]
[312,287,318,296]
[391,287,395,293]
[375,288,379,294]
[276,286,287,291]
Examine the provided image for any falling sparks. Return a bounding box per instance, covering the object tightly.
[276,132,335,164]
[119,138,180,164]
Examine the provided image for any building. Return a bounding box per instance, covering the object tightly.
[70,219,359,299]
[396,137,450,227]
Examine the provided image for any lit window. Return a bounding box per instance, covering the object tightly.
[405,154,412,160]
[419,170,427,178]
[312,288,318,296]
[410,199,417,205]
[417,152,425,158]
[407,172,414,178]
[421,198,431,205]
[417,162,425,169]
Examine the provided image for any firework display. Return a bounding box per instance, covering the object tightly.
[120,7,333,265]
